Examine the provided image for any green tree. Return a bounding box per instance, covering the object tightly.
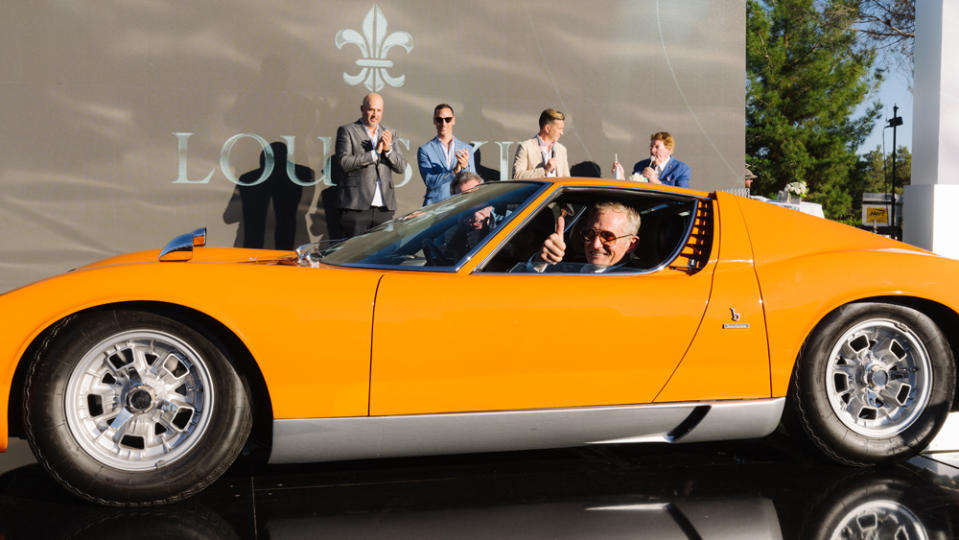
[747,0,882,221]
[845,145,911,225]
[855,145,911,194]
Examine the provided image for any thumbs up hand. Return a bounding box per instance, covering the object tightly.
[539,215,567,264]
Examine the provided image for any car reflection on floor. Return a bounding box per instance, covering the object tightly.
[2,438,959,539]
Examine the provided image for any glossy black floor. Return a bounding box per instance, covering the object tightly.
[3,436,959,539]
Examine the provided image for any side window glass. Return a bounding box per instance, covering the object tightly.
[479,190,705,274]
[320,182,542,270]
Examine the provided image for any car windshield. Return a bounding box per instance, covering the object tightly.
[319,182,544,270]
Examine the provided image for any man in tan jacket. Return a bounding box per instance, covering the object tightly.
[511,108,570,179]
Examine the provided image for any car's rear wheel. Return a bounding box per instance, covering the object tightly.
[788,302,955,465]
[800,470,951,540]
[24,309,252,505]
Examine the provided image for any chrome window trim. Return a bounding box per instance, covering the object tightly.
[269,398,784,464]
[315,262,461,273]
[474,186,709,276]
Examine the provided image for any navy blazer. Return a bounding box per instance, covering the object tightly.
[417,136,476,205]
[632,157,691,188]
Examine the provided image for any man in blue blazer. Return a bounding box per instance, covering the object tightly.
[628,131,691,188]
[417,103,475,205]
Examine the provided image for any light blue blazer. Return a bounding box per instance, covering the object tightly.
[417,136,476,205]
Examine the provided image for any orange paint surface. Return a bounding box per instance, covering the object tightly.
[5,179,959,451]
[370,267,714,415]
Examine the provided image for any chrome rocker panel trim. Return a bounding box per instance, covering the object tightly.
[269,398,785,464]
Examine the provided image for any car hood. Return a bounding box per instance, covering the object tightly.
[76,247,298,271]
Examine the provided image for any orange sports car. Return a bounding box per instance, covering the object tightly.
[1,178,956,506]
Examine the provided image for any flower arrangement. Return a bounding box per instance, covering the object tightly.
[785,181,808,197]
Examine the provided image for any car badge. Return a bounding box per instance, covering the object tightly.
[723,307,749,329]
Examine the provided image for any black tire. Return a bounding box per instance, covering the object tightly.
[800,470,954,540]
[73,506,240,540]
[23,309,252,506]
[787,302,955,465]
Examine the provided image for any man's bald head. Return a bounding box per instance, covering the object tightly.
[361,93,384,129]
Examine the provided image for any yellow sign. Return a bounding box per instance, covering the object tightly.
[866,207,888,222]
[862,204,891,226]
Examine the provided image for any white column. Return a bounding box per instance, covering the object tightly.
[903,0,959,258]
[907,1,959,455]
[902,0,959,458]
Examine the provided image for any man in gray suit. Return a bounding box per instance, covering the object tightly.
[335,93,408,238]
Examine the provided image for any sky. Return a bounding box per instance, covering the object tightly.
[858,69,913,155]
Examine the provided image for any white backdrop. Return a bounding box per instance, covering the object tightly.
[0,1,745,292]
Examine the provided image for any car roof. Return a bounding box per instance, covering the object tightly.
[528,177,711,198]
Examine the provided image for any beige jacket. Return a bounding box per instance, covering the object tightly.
[511,137,570,179]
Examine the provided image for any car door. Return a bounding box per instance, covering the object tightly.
[369,259,716,416]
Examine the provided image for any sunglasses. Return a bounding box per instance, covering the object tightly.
[434,116,454,124]
[582,229,634,246]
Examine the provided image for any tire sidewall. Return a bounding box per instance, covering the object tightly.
[24,309,251,504]
[793,302,955,464]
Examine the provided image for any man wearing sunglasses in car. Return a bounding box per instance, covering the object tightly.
[535,201,640,273]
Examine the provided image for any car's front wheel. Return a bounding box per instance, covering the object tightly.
[788,302,955,465]
[24,309,252,505]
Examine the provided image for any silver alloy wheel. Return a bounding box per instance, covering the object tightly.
[64,329,214,471]
[825,319,932,437]
[828,499,928,540]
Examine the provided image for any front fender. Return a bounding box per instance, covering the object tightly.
[0,259,382,450]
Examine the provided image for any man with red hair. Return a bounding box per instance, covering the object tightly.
[613,131,691,187]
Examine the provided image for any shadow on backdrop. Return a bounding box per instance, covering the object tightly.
[570,161,601,178]
[474,148,502,182]
[223,142,315,250]
[319,152,346,243]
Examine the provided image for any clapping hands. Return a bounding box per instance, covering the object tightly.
[454,148,469,172]
[376,130,393,154]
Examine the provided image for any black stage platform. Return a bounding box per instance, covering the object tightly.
[3,436,959,539]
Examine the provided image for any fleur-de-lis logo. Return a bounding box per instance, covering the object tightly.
[335,4,413,92]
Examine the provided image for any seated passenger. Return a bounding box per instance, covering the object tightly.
[450,170,484,195]
[535,201,640,273]
[424,174,499,265]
